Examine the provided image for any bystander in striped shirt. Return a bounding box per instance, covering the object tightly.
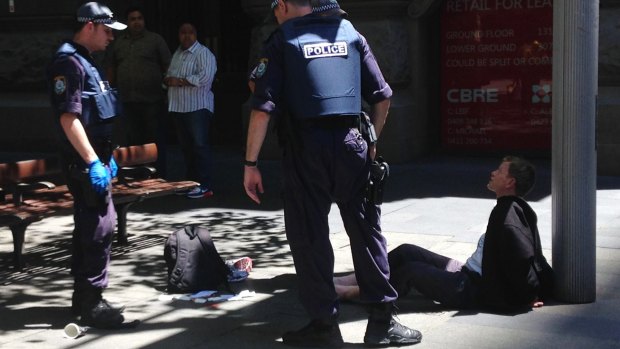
[166,40,217,113]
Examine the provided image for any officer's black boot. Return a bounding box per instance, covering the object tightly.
[71,288,84,316]
[282,317,344,348]
[72,284,125,316]
[79,287,125,329]
[364,302,422,347]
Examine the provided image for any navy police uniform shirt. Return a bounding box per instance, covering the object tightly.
[49,41,90,119]
[48,40,117,162]
[251,14,392,118]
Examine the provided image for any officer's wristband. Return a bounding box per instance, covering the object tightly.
[244,160,258,167]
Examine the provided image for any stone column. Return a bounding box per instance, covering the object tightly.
[552,0,598,303]
[597,1,620,175]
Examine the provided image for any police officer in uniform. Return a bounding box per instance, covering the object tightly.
[244,0,422,346]
[48,2,132,329]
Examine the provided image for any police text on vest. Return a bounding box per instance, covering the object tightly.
[303,42,348,59]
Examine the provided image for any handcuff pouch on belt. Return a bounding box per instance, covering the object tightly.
[366,156,389,205]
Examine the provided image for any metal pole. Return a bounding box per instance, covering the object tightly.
[552,0,599,303]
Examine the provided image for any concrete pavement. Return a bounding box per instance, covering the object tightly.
[2,148,620,348]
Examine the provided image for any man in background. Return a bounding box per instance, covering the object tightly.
[104,6,170,174]
[164,23,217,199]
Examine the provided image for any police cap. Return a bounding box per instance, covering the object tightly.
[77,2,127,30]
[311,0,348,17]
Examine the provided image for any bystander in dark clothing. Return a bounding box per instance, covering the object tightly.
[104,6,171,176]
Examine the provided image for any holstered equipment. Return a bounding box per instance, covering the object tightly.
[366,156,389,205]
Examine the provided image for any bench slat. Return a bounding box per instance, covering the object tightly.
[0,158,60,185]
[113,143,158,167]
[112,179,197,200]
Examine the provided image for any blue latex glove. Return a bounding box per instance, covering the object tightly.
[89,159,111,195]
[108,156,118,178]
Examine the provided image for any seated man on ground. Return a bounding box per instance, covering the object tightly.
[335,156,554,312]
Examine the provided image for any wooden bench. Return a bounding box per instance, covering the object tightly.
[0,143,197,269]
[0,157,61,203]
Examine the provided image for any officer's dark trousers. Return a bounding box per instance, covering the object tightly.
[282,126,398,320]
[388,244,478,308]
[67,177,116,292]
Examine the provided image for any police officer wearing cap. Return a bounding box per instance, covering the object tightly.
[47,2,133,329]
[244,0,421,346]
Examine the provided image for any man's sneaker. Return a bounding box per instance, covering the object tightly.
[364,318,422,347]
[282,319,344,348]
[175,187,194,196]
[227,269,249,283]
[186,186,214,199]
[81,300,125,329]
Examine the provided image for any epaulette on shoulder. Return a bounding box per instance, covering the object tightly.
[56,42,77,57]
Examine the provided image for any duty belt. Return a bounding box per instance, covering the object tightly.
[301,115,360,130]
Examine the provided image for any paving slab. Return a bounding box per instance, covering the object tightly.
[1,152,620,348]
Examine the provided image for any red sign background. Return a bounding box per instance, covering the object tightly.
[440,0,553,151]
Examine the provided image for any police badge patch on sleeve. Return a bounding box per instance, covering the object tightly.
[53,76,66,95]
[255,58,268,79]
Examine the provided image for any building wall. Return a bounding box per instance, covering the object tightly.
[0,3,74,152]
[0,0,253,152]
[0,0,618,174]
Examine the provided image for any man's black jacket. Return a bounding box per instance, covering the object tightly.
[476,196,554,312]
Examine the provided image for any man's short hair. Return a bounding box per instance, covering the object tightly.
[178,22,197,34]
[504,156,536,197]
[125,5,144,19]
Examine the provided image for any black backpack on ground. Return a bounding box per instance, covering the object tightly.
[164,225,231,293]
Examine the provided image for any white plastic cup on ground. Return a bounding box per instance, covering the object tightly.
[64,323,87,339]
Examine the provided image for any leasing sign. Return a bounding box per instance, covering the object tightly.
[440,0,553,151]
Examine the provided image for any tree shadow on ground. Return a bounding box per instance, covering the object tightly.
[0,209,291,337]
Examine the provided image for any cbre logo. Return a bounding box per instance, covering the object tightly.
[447,88,499,103]
[532,84,551,103]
